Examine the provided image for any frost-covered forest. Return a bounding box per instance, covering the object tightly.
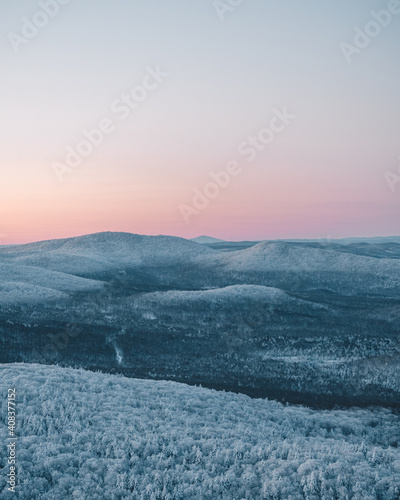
[1,364,399,500]
[1,233,400,499]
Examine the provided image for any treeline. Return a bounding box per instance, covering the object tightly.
[1,291,399,408]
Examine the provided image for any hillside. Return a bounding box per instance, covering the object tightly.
[221,240,400,274]
[1,232,400,296]
[1,232,400,407]
[191,235,225,244]
[215,241,400,294]
[135,285,328,317]
[0,232,214,278]
[0,364,399,500]
[0,263,104,303]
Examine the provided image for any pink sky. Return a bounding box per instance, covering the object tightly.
[1,1,399,245]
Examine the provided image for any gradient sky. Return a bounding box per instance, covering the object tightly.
[1,0,399,244]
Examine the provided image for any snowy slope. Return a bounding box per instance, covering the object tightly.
[0,282,68,304]
[0,364,398,500]
[0,232,215,276]
[212,241,400,288]
[217,241,400,273]
[133,284,329,311]
[336,236,400,245]
[132,285,329,325]
[191,235,225,244]
[0,263,104,303]
[3,233,400,280]
[1,233,400,300]
[137,284,287,304]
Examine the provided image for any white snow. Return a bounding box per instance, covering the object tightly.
[115,345,123,365]
[0,281,68,304]
[0,363,398,500]
[0,263,104,302]
[191,235,225,244]
[213,240,400,277]
[2,232,400,281]
[137,285,288,305]
[1,232,400,304]
[0,232,215,276]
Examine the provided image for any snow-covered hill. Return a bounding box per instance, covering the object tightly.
[0,232,214,276]
[137,284,288,305]
[191,235,225,244]
[219,241,400,274]
[134,285,328,316]
[2,232,400,301]
[0,364,398,499]
[0,282,68,304]
[207,241,400,294]
[0,263,104,303]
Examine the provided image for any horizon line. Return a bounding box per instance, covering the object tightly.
[2,230,400,247]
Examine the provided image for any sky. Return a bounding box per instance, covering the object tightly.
[1,0,399,244]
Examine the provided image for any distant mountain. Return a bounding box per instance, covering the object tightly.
[336,236,400,245]
[193,235,400,245]
[1,232,400,408]
[220,240,397,272]
[0,262,103,304]
[213,240,400,294]
[278,236,400,245]
[2,232,400,299]
[0,232,214,278]
[191,235,225,244]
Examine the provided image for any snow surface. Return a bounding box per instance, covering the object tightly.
[2,232,400,280]
[0,263,104,303]
[0,281,68,304]
[191,235,225,244]
[0,363,398,499]
[2,232,400,304]
[216,240,400,277]
[0,232,215,276]
[137,285,288,305]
